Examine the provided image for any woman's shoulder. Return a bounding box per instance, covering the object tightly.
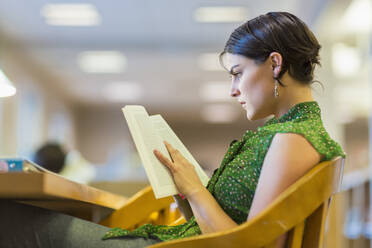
[257,116,346,161]
[270,132,325,163]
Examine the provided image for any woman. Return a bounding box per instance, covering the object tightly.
[0,11,346,248]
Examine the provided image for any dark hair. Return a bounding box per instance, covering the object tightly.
[220,12,322,87]
[34,143,66,173]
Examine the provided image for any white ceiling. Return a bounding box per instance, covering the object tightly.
[0,0,330,110]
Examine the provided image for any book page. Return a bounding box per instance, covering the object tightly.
[149,114,210,186]
[122,106,178,198]
[134,114,172,186]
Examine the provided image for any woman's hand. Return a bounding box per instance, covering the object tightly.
[153,141,205,198]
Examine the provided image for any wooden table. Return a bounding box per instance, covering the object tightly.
[0,172,127,222]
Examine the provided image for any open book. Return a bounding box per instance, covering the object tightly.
[122,105,210,199]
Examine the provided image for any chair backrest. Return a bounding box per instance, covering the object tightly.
[149,156,345,248]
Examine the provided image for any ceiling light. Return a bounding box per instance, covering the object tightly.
[41,4,101,26]
[199,81,232,102]
[103,82,143,102]
[332,43,361,77]
[194,7,248,23]
[78,51,127,73]
[201,104,239,123]
[0,70,16,97]
[198,53,224,71]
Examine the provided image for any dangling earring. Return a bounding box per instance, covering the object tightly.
[274,79,279,98]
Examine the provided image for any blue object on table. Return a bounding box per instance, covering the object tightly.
[0,158,43,173]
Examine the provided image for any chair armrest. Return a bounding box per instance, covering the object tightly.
[100,185,174,229]
[169,216,187,226]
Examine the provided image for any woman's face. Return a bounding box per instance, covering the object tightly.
[224,53,277,121]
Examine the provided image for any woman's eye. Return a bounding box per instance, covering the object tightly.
[228,72,242,81]
[232,72,242,79]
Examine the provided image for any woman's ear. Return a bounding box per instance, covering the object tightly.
[269,52,283,78]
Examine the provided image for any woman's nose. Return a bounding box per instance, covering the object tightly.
[230,84,241,97]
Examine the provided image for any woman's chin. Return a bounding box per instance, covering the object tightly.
[245,109,260,121]
[245,110,254,120]
[246,115,255,121]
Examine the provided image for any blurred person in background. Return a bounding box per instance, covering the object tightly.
[34,142,66,173]
[34,142,96,184]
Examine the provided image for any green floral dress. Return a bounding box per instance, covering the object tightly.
[102,100,346,242]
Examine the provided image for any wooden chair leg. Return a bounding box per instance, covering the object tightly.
[303,199,330,248]
[286,221,305,248]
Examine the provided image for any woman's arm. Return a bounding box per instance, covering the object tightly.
[187,187,238,233]
[246,133,323,247]
[153,141,238,232]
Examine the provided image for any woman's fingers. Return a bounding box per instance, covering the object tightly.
[164,141,182,161]
[163,141,175,162]
[153,149,175,173]
[155,141,187,173]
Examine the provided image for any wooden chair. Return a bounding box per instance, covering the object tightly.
[100,185,183,230]
[101,156,344,248]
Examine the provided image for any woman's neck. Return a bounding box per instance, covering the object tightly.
[273,80,314,119]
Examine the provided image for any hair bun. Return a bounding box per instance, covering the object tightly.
[221,11,322,85]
